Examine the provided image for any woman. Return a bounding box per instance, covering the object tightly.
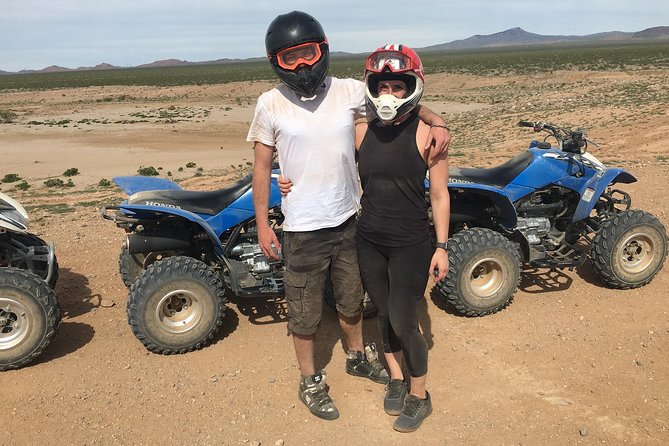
[279,44,450,431]
[354,44,449,432]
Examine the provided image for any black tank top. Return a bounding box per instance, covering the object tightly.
[357,111,430,246]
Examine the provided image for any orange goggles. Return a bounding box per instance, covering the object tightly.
[275,41,325,71]
[365,50,414,73]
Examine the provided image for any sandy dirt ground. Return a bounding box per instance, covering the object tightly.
[1,70,668,446]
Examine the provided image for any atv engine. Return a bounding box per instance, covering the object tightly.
[226,240,284,295]
[516,217,551,245]
[229,242,280,274]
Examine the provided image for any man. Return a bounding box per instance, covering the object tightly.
[248,11,451,421]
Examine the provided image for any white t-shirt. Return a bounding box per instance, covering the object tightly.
[247,77,366,232]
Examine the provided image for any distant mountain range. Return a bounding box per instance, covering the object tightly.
[420,26,669,51]
[3,26,668,75]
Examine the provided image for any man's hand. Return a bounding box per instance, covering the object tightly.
[425,125,451,156]
[278,175,293,196]
[258,224,281,260]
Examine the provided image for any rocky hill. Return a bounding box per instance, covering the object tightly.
[4,25,668,74]
[421,27,637,51]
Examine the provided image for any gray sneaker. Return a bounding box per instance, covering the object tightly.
[393,391,433,432]
[298,371,339,420]
[384,379,408,415]
[345,343,390,384]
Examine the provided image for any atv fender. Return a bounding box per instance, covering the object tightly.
[119,204,226,257]
[448,183,519,228]
[573,169,636,222]
[113,176,181,195]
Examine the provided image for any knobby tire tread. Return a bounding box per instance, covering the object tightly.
[0,267,61,371]
[590,209,668,289]
[126,256,226,355]
[438,227,521,317]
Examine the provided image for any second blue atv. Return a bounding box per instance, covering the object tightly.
[435,121,667,316]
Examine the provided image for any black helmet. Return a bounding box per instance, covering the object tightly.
[265,11,329,97]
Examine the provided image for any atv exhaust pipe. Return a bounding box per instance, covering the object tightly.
[126,234,191,254]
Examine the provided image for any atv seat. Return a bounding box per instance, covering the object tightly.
[127,173,253,215]
[449,151,532,189]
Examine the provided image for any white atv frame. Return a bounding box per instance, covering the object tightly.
[0,192,60,371]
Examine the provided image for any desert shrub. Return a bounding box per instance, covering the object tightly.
[65,179,75,187]
[186,162,196,168]
[137,166,159,176]
[0,110,18,123]
[98,178,112,187]
[44,178,65,187]
[15,181,30,191]
[63,167,79,177]
[1,173,21,183]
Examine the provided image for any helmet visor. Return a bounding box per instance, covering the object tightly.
[365,50,415,73]
[276,41,324,71]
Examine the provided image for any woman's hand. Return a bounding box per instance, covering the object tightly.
[278,175,293,196]
[429,248,449,283]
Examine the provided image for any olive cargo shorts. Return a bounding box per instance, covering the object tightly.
[282,216,364,336]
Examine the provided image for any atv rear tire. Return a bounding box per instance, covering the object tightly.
[127,256,227,354]
[0,268,60,371]
[119,245,146,288]
[591,210,668,289]
[438,228,521,316]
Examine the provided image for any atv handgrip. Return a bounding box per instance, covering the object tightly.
[518,121,535,128]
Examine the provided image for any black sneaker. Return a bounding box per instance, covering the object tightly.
[298,371,339,420]
[345,343,390,384]
[393,391,433,432]
[384,379,408,415]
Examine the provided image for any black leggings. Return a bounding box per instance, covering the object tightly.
[356,235,432,378]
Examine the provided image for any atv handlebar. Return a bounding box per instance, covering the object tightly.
[517,120,598,154]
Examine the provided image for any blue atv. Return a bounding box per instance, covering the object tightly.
[102,169,285,353]
[437,121,668,316]
[102,167,375,354]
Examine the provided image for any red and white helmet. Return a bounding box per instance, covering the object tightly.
[364,44,424,124]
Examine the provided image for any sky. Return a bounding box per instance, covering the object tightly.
[1,0,667,72]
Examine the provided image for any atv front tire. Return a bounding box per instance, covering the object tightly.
[591,210,668,288]
[127,256,226,354]
[438,228,521,316]
[0,268,60,371]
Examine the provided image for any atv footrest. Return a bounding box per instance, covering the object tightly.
[530,243,586,270]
